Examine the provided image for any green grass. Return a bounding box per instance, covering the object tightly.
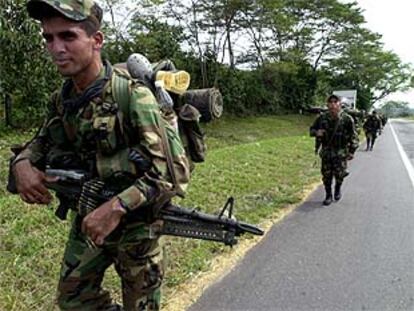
[0,115,321,310]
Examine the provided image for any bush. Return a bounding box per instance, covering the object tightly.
[0,0,61,127]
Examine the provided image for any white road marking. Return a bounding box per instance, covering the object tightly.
[390,121,414,189]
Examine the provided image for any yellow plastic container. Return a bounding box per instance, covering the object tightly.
[155,70,191,95]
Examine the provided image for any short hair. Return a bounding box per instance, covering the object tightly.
[80,3,102,36]
[327,94,340,103]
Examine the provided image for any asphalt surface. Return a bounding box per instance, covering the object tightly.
[392,119,414,170]
[188,120,414,311]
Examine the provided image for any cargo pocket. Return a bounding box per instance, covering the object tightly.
[93,115,119,155]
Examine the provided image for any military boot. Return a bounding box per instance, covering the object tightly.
[334,183,342,201]
[323,185,333,206]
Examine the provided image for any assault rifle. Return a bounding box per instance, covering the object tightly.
[45,169,264,246]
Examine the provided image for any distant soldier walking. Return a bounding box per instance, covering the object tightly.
[363,110,382,151]
[378,112,388,134]
[310,95,359,206]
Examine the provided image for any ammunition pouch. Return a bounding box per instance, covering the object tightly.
[93,114,120,155]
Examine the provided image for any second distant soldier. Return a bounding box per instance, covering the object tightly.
[310,95,359,206]
[363,110,382,151]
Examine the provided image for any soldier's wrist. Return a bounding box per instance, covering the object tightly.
[13,159,31,174]
[112,198,129,215]
[13,157,30,167]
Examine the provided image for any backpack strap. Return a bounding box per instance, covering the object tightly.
[111,68,131,119]
[159,119,184,196]
[110,69,183,195]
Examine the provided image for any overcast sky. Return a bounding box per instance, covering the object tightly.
[354,0,414,106]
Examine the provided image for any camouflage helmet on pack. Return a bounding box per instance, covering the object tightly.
[27,0,102,25]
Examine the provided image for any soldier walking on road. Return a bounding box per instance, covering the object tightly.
[11,0,190,309]
[363,110,382,151]
[310,95,359,206]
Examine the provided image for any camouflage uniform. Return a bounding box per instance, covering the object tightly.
[310,111,359,200]
[15,0,191,309]
[14,59,190,310]
[13,2,190,305]
[344,108,364,136]
[379,113,388,127]
[363,113,382,151]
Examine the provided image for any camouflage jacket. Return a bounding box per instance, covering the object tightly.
[363,115,382,133]
[310,111,359,157]
[13,62,190,212]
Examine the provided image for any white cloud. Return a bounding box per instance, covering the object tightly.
[352,0,414,106]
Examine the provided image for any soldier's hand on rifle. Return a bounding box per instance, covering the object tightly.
[81,197,126,246]
[316,129,325,137]
[14,159,57,204]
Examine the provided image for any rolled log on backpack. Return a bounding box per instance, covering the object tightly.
[180,88,223,123]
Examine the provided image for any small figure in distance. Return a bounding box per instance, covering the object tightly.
[363,110,382,151]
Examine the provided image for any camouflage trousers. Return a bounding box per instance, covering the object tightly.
[321,153,348,186]
[57,216,164,311]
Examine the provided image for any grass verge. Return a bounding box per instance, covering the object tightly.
[0,115,320,310]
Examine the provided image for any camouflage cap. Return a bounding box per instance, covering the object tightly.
[27,0,101,23]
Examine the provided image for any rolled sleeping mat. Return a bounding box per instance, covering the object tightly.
[180,88,223,123]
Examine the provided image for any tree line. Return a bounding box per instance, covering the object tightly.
[1,0,413,126]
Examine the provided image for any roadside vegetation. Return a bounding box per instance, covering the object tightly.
[2,0,412,309]
[2,0,413,127]
[0,114,321,310]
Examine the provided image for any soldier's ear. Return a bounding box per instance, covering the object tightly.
[92,31,104,51]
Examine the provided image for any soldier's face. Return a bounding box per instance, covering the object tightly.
[327,100,341,116]
[41,17,103,78]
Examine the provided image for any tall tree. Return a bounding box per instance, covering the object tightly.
[0,0,61,126]
[329,27,413,110]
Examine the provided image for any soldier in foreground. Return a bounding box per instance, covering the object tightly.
[11,0,190,309]
[363,110,382,151]
[310,95,359,206]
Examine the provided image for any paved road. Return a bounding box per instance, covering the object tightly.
[188,120,414,311]
[392,119,414,171]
